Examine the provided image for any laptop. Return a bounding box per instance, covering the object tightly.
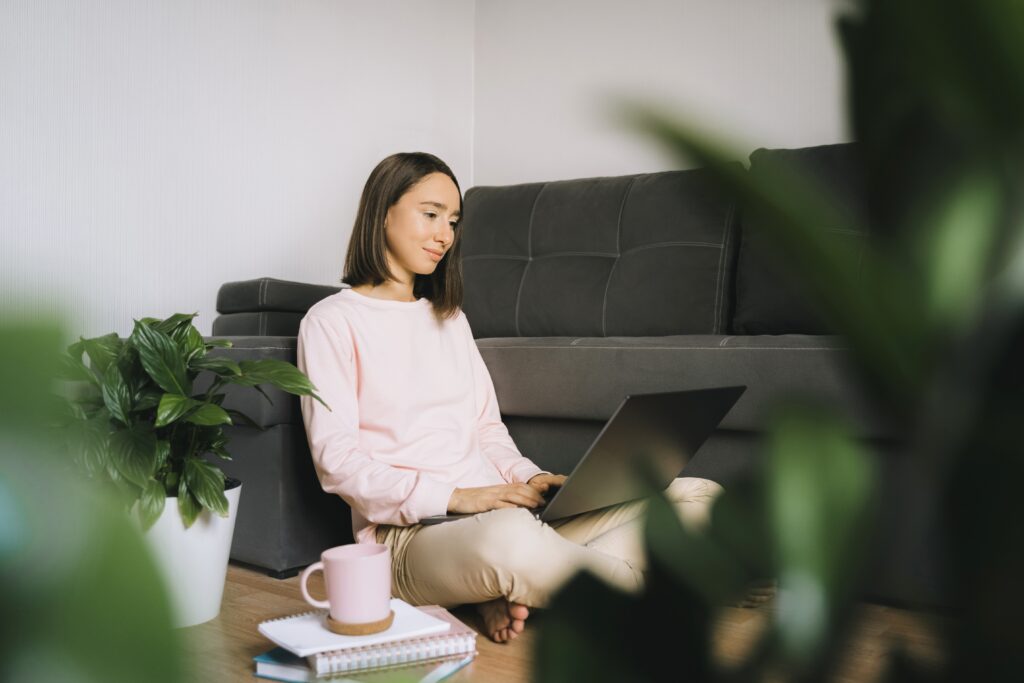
[419,385,746,526]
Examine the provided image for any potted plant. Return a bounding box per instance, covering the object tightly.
[57,311,327,627]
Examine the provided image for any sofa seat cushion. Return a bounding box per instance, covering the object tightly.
[476,334,894,438]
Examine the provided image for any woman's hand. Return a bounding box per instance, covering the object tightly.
[446,483,547,514]
[527,473,568,493]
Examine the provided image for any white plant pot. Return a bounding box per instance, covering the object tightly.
[141,479,241,628]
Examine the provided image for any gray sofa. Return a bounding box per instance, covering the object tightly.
[207,143,942,607]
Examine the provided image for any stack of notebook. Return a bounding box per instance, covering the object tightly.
[255,598,477,682]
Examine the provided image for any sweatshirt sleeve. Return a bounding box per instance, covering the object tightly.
[297,314,456,525]
[464,316,550,485]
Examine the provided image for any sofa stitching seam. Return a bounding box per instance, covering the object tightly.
[713,204,734,333]
[514,184,544,336]
[603,177,636,337]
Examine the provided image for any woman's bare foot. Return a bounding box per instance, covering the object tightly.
[476,598,529,643]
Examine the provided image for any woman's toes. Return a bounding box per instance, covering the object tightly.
[508,603,529,620]
[510,618,525,633]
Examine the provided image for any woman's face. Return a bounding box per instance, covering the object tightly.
[383,172,461,283]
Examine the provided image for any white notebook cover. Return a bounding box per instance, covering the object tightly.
[258,598,451,657]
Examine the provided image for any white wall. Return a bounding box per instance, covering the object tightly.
[1,0,475,338]
[473,0,848,185]
[1,0,847,339]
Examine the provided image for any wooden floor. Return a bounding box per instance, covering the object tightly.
[181,562,949,682]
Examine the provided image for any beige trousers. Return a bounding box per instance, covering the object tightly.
[374,477,723,609]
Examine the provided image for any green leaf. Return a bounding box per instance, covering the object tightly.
[225,408,263,430]
[138,478,167,531]
[80,332,122,378]
[921,172,1000,329]
[642,473,749,607]
[153,312,198,336]
[130,319,191,395]
[189,356,242,376]
[236,359,314,394]
[232,359,330,410]
[155,393,202,427]
[56,351,101,386]
[211,446,232,461]
[132,388,163,412]
[185,458,228,517]
[101,363,134,427]
[109,425,158,489]
[154,439,170,471]
[177,477,202,529]
[164,317,204,365]
[613,102,925,406]
[766,406,875,668]
[203,338,233,349]
[183,403,232,426]
[68,411,111,476]
[532,573,643,683]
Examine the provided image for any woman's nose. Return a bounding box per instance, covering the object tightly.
[437,220,454,244]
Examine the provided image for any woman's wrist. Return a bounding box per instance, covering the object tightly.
[447,487,462,513]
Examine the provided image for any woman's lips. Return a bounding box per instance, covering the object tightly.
[424,248,443,262]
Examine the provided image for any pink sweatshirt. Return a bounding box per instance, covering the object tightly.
[296,288,548,544]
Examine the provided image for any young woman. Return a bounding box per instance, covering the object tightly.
[296,152,724,643]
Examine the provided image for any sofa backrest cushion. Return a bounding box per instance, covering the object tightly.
[731,143,869,335]
[459,169,739,338]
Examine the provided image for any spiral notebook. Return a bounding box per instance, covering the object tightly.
[258,598,451,657]
[255,606,477,681]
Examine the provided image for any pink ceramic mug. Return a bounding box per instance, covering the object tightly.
[300,544,392,628]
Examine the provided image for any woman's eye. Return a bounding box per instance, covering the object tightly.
[425,212,437,219]
[449,222,458,229]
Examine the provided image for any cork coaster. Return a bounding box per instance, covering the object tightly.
[326,609,395,636]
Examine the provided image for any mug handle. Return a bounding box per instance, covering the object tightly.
[299,561,331,609]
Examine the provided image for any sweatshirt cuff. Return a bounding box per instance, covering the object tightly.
[510,462,549,485]
[406,474,458,521]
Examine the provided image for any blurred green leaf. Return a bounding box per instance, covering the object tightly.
[534,571,650,683]
[109,425,158,489]
[1,318,183,683]
[919,172,1000,329]
[56,350,100,386]
[80,332,122,378]
[643,471,749,607]
[612,103,924,407]
[766,406,875,670]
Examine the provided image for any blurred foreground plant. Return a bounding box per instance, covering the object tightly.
[0,315,184,683]
[537,0,1024,680]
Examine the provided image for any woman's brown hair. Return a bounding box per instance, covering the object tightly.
[341,152,464,320]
